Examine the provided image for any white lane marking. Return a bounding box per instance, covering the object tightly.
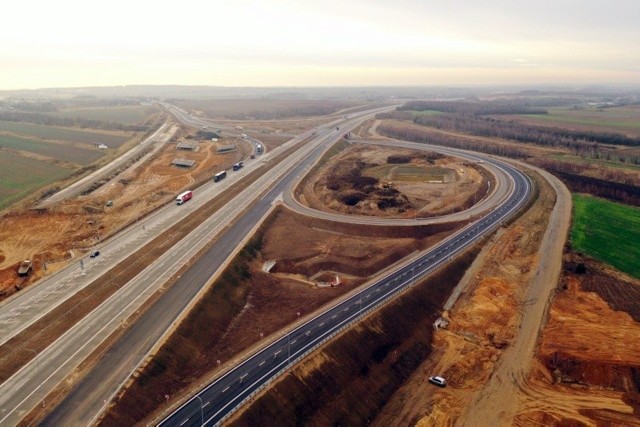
[222,386,230,393]
[259,361,265,367]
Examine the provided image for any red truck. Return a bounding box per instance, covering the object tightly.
[176,190,193,205]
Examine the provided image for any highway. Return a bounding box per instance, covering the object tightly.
[40,109,390,425]
[159,143,532,426]
[0,103,326,350]
[0,128,263,349]
[0,107,391,425]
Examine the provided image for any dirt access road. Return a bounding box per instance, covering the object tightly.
[460,166,572,425]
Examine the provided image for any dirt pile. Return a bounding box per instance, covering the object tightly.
[299,144,486,218]
[515,257,640,426]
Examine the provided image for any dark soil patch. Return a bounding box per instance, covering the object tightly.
[564,254,640,322]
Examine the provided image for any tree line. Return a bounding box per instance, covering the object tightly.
[409,112,640,149]
[375,120,640,206]
[376,121,531,159]
[531,160,640,206]
[399,99,573,115]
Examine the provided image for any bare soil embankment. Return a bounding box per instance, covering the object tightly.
[368,169,556,426]
[514,255,640,426]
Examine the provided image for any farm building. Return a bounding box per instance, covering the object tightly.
[176,142,198,151]
[171,158,196,168]
[216,144,236,153]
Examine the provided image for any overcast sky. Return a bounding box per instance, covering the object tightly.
[2,0,639,89]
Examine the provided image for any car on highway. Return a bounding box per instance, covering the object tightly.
[428,375,446,387]
[89,250,100,258]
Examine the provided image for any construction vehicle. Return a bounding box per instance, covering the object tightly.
[18,260,32,276]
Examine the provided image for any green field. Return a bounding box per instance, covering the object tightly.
[50,105,158,125]
[0,121,130,147]
[571,194,640,278]
[0,134,105,165]
[0,151,74,210]
[518,106,640,134]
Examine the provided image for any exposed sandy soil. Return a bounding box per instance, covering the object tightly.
[0,137,243,300]
[297,144,487,218]
[370,169,557,426]
[514,256,640,426]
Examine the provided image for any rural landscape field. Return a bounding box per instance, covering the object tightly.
[0,87,639,427]
[0,100,161,210]
[1,1,640,426]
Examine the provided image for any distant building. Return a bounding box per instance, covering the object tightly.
[216,144,236,153]
[176,142,198,151]
[171,158,196,168]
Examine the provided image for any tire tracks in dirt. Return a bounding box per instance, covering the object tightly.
[459,165,572,426]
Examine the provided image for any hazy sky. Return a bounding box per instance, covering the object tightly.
[2,0,639,89]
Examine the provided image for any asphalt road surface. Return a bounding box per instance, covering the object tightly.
[159,145,532,427]
[31,108,391,425]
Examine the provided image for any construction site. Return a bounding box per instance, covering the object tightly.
[1,104,638,426]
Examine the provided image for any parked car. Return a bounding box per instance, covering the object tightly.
[428,376,446,387]
[90,250,100,258]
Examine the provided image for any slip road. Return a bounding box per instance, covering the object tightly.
[160,147,531,426]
